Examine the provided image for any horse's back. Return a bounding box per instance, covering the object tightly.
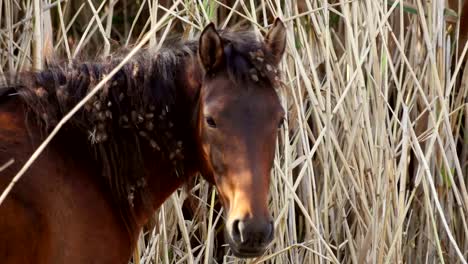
[0,97,134,263]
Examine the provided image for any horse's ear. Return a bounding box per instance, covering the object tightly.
[199,23,224,71]
[265,18,286,65]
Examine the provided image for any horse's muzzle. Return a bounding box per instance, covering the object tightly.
[226,216,274,258]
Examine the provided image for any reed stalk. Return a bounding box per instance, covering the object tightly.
[1,0,467,263]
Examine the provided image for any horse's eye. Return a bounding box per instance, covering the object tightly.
[206,117,217,128]
[278,117,285,128]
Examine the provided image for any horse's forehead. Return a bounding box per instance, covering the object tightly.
[205,75,274,97]
[204,83,280,120]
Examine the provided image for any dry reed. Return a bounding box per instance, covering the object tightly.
[0,0,467,263]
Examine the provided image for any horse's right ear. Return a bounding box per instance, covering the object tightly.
[199,23,224,72]
[265,18,286,65]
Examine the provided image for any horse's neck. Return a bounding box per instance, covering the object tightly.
[133,161,187,226]
[132,56,204,227]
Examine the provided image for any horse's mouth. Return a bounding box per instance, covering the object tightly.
[229,244,267,258]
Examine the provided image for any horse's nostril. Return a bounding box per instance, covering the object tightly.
[231,219,241,243]
[267,221,274,240]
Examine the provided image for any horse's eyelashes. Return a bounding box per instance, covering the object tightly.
[206,117,217,128]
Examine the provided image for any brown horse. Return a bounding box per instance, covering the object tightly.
[0,19,286,263]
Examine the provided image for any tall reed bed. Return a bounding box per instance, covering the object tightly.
[1,0,467,263]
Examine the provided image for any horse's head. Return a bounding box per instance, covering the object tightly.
[196,19,286,258]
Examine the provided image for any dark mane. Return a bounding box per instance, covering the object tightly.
[3,29,281,232]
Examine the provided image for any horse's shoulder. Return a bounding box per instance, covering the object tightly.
[0,192,50,263]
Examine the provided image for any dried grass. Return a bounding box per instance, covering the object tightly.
[0,0,467,263]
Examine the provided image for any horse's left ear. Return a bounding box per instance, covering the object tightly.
[199,23,224,72]
[265,18,287,65]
